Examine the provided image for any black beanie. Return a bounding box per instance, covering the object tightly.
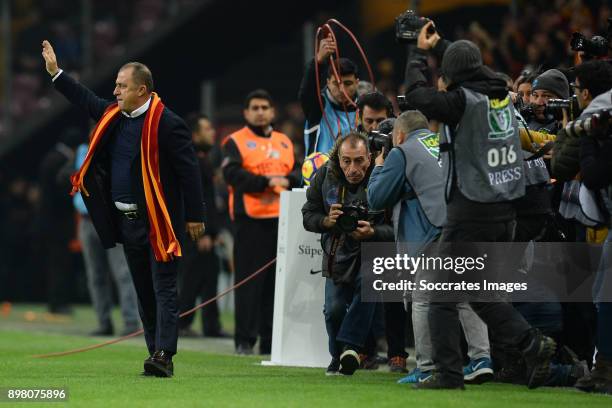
[532,69,569,99]
[441,40,483,84]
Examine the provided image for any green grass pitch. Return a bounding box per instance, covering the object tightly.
[0,305,610,407]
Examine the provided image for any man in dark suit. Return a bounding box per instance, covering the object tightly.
[42,40,205,377]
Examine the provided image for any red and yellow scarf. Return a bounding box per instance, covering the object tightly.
[70,93,181,262]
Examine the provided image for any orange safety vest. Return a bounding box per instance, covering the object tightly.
[227,127,294,219]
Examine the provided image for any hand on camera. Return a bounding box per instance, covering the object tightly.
[375,148,386,166]
[349,220,375,240]
[417,21,440,51]
[322,203,343,229]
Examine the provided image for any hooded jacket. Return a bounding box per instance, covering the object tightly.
[404,41,516,222]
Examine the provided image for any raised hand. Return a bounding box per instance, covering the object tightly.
[41,40,59,76]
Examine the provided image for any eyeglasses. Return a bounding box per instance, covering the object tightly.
[570,82,584,90]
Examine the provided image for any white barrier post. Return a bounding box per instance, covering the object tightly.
[262,189,330,368]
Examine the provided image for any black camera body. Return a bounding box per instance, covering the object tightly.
[516,96,580,122]
[368,117,394,158]
[565,109,612,139]
[397,95,411,112]
[570,18,612,58]
[395,10,435,44]
[546,96,580,121]
[570,33,609,58]
[337,201,369,233]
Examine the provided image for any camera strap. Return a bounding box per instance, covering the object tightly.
[327,185,347,277]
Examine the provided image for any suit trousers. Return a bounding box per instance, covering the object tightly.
[119,212,179,356]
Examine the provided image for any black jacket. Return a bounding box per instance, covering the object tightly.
[404,42,516,222]
[302,162,394,283]
[53,73,204,248]
[580,135,612,191]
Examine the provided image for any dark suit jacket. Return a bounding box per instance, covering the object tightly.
[54,73,205,249]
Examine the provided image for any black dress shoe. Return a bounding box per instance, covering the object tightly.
[144,351,174,377]
[203,330,231,339]
[235,343,253,355]
[141,355,154,376]
[90,325,114,336]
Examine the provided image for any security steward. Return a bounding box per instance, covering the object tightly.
[222,89,300,355]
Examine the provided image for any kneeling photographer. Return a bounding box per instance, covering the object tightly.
[302,131,393,376]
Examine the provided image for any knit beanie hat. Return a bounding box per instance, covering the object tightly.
[532,69,569,99]
[441,40,483,84]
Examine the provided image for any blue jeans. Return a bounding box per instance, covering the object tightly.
[323,275,376,359]
[594,229,612,359]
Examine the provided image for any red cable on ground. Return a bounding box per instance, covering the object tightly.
[31,258,277,359]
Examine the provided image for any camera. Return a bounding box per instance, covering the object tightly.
[514,97,535,118]
[546,96,580,121]
[368,118,394,158]
[395,10,435,44]
[565,109,612,139]
[570,18,612,59]
[397,95,411,112]
[337,201,368,233]
[517,95,581,122]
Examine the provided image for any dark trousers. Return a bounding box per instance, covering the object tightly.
[324,275,376,359]
[177,238,222,335]
[430,220,533,385]
[46,236,73,312]
[119,213,179,356]
[233,217,278,352]
[385,302,408,359]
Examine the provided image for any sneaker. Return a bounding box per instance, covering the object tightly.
[398,368,433,384]
[326,358,341,376]
[521,329,557,389]
[389,356,408,373]
[412,372,465,390]
[358,353,379,370]
[463,357,494,384]
[339,349,360,375]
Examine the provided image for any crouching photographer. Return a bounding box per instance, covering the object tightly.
[302,131,394,376]
[574,100,612,395]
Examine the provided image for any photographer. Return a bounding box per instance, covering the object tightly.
[356,91,394,133]
[402,21,556,390]
[301,132,393,376]
[551,61,612,182]
[368,110,494,385]
[527,69,569,134]
[575,97,612,394]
